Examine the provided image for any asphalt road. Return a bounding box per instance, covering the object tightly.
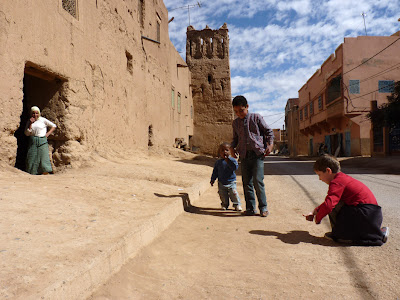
[90,156,400,299]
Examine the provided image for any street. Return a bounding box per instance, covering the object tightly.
[90,156,400,299]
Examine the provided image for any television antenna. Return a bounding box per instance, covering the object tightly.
[169,2,202,26]
[361,12,368,35]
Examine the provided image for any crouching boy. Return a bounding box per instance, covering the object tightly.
[304,154,389,246]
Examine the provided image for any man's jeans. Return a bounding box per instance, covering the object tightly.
[218,181,241,208]
[241,151,267,213]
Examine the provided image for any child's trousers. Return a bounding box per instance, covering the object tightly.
[218,181,241,209]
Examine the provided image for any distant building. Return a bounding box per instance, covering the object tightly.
[297,32,400,157]
[186,24,233,155]
[285,98,307,157]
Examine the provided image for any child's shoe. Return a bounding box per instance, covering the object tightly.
[234,205,242,211]
[381,227,389,243]
[221,204,227,210]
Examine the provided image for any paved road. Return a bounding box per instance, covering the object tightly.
[90,156,400,299]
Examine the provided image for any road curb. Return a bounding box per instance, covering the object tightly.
[35,180,211,300]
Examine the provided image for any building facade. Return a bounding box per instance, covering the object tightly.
[298,33,400,157]
[186,24,233,155]
[0,0,194,169]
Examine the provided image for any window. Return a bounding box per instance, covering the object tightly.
[327,75,342,104]
[171,88,175,109]
[300,109,303,121]
[177,93,181,113]
[309,101,313,115]
[62,0,78,18]
[349,80,360,94]
[378,80,394,93]
[318,95,323,110]
[304,105,308,118]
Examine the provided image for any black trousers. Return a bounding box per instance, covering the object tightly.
[330,203,384,246]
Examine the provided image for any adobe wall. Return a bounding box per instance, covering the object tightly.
[0,0,193,169]
[186,24,233,156]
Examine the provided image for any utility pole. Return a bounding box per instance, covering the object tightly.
[361,12,368,36]
[169,2,202,26]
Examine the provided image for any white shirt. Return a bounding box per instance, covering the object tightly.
[24,117,56,137]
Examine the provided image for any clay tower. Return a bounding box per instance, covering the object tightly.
[186,23,233,155]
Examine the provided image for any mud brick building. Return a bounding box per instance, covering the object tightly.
[0,0,195,170]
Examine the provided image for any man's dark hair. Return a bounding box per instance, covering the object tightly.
[313,154,341,173]
[232,95,248,107]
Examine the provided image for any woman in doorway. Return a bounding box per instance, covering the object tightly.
[24,106,56,175]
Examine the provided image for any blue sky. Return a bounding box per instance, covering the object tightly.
[164,0,400,129]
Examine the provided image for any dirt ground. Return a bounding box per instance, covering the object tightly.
[0,148,213,299]
[89,156,400,300]
[1,152,399,299]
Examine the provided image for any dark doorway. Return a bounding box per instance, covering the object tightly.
[14,63,65,171]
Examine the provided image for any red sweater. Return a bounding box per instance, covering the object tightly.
[315,172,378,224]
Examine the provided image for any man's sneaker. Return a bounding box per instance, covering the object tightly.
[381,227,389,243]
[324,232,335,241]
[234,205,242,211]
[241,210,256,216]
[260,210,269,217]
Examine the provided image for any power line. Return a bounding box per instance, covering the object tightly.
[269,115,285,126]
[343,37,400,76]
[347,81,395,101]
[262,112,285,118]
[298,37,400,110]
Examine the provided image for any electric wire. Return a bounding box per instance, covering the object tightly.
[299,36,400,110]
[343,37,400,75]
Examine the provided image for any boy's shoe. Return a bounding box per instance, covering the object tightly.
[234,205,242,211]
[260,210,269,217]
[381,227,389,243]
[221,204,227,210]
[324,232,335,241]
[241,210,256,216]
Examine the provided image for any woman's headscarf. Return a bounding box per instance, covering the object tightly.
[31,106,40,116]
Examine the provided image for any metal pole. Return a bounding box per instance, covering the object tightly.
[362,12,368,35]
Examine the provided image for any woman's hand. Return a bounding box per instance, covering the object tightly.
[30,117,36,123]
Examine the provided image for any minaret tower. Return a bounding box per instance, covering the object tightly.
[186,23,233,155]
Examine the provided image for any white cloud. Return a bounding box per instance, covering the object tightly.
[164,0,400,129]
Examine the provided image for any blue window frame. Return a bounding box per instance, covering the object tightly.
[378,80,394,93]
[349,80,360,94]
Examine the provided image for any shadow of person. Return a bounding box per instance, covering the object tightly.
[153,192,242,217]
[249,230,349,247]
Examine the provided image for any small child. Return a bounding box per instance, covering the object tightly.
[304,154,389,245]
[210,142,242,211]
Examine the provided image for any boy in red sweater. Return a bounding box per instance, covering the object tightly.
[304,154,389,245]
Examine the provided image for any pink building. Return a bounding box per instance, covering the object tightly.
[298,32,400,156]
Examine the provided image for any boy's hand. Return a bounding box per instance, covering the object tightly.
[264,144,273,156]
[303,212,314,222]
[229,147,238,159]
[210,181,214,186]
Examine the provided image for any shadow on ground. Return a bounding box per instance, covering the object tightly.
[249,230,348,247]
[154,192,244,217]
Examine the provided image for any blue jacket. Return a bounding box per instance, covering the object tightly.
[210,157,238,185]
